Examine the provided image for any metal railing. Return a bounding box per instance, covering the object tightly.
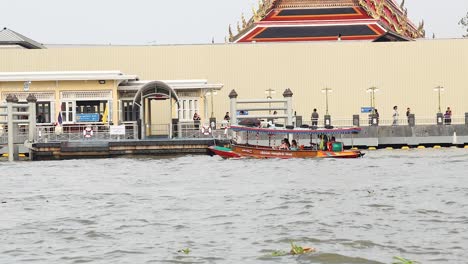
[174,121,230,139]
[0,125,29,144]
[300,115,466,127]
[35,123,138,143]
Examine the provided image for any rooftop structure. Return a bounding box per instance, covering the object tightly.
[229,0,425,43]
[0,27,46,49]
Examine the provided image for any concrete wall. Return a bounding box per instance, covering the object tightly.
[0,39,467,123]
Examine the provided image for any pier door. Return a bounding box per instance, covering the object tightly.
[147,97,172,138]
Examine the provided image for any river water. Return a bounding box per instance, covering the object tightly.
[1,149,467,264]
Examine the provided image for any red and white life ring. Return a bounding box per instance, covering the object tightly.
[201,125,212,135]
[83,127,94,138]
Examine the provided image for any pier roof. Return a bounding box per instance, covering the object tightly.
[0,71,138,82]
[0,27,46,49]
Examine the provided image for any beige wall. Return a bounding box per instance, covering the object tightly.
[0,39,467,123]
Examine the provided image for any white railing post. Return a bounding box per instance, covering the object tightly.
[229,90,238,125]
[283,88,293,126]
[6,95,17,161]
[27,94,37,143]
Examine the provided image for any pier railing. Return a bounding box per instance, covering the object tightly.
[299,115,466,128]
[4,115,464,144]
[35,123,138,143]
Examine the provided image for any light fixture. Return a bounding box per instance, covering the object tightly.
[98,80,106,84]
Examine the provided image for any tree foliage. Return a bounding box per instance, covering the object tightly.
[459,11,468,37]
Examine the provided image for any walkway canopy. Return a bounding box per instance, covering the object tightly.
[129,80,179,106]
[118,80,179,139]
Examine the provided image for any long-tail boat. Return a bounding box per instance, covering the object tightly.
[209,125,364,159]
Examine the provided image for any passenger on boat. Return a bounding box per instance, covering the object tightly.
[327,136,336,151]
[279,139,290,150]
[319,135,327,150]
[290,140,298,151]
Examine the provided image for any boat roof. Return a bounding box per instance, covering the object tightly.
[230,125,361,135]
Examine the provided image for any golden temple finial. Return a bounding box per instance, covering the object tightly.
[228,24,233,42]
[241,13,247,29]
[418,20,426,38]
[376,0,385,17]
[237,21,241,33]
[252,6,260,22]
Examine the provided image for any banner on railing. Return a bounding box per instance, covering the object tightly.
[110,125,126,135]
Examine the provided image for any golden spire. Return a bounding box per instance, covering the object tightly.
[418,20,426,38]
[228,24,233,42]
[241,13,247,29]
[252,6,260,22]
[237,21,241,33]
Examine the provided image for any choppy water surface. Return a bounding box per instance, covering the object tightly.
[1,149,467,264]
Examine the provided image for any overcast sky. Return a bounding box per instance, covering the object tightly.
[1,0,467,45]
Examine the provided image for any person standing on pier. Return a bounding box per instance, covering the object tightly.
[444,107,452,125]
[406,107,411,124]
[193,112,201,129]
[311,109,319,127]
[392,106,399,126]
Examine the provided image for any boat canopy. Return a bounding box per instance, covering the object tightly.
[229,125,361,135]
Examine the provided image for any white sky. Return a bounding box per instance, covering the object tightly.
[1,0,467,45]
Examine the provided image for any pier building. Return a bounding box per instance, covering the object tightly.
[0,71,223,138]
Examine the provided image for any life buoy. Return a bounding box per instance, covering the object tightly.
[201,125,211,135]
[83,127,94,138]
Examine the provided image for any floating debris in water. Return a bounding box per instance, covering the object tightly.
[392,256,419,264]
[178,248,191,255]
[270,242,316,257]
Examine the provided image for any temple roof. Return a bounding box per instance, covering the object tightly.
[229,0,425,43]
[274,0,360,8]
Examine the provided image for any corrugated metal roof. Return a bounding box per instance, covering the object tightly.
[0,71,137,81]
[0,27,46,49]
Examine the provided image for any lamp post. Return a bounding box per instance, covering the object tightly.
[433,86,444,113]
[264,88,276,114]
[206,89,218,118]
[205,89,217,129]
[366,87,379,126]
[321,87,333,115]
[434,86,444,125]
[366,87,379,114]
[321,87,333,127]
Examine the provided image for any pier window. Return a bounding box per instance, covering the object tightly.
[178,98,199,121]
[122,100,139,122]
[61,101,75,123]
[36,102,51,123]
[75,100,107,122]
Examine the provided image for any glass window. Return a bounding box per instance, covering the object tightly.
[36,102,51,123]
[178,98,200,121]
[122,100,139,122]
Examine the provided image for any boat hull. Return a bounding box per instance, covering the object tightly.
[209,145,363,159]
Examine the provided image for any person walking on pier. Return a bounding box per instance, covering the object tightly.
[392,106,399,126]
